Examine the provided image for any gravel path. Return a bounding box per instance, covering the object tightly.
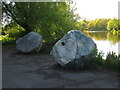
[2,46,119,88]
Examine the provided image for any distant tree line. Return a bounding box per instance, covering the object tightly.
[77,18,120,31]
[107,18,120,31]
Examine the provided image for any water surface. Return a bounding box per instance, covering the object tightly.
[83,31,120,59]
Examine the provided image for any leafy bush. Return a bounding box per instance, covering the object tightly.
[91,51,105,69]
[107,18,120,31]
[105,52,120,71]
[3,22,25,39]
[1,35,16,45]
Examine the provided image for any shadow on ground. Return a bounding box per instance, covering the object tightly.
[2,46,119,88]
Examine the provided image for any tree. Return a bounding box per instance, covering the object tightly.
[93,19,109,30]
[99,19,109,30]
[107,18,119,31]
[78,18,88,30]
[94,19,101,30]
[2,1,79,43]
[87,20,95,30]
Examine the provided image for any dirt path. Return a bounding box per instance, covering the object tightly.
[2,46,119,88]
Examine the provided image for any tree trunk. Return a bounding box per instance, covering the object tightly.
[20,23,32,36]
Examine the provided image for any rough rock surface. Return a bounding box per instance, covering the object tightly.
[51,30,96,68]
[16,32,42,53]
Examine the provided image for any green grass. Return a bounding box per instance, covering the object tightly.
[91,51,120,72]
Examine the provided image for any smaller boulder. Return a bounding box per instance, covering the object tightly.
[16,32,42,53]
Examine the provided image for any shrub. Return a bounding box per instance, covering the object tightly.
[91,51,120,71]
[3,22,25,39]
[0,35,16,45]
[105,52,120,71]
[91,51,105,69]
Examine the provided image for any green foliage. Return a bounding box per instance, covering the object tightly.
[91,50,120,71]
[87,20,96,30]
[2,2,79,44]
[3,22,25,38]
[107,18,120,31]
[80,18,120,33]
[110,30,120,34]
[77,18,89,30]
[105,52,120,70]
[1,35,16,45]
[1,22,24,45]
[78,18,120,32]
[92,51,105,68]
[78,18,109,31]
[94,19,108,30]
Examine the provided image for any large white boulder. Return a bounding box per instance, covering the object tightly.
[50,30,96,68]
[16,32,42,53]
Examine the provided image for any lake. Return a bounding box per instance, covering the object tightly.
[83,31,120,59]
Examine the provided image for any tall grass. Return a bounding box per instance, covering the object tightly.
[91,50,120,71]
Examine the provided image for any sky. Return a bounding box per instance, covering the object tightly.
[73,0,120,20]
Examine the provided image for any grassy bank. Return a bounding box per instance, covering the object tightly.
[91,51,120,72]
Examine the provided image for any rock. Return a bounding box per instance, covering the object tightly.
[16,32,42,53]
[50,30,96,68]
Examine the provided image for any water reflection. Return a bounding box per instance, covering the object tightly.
[83,31,120,59]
